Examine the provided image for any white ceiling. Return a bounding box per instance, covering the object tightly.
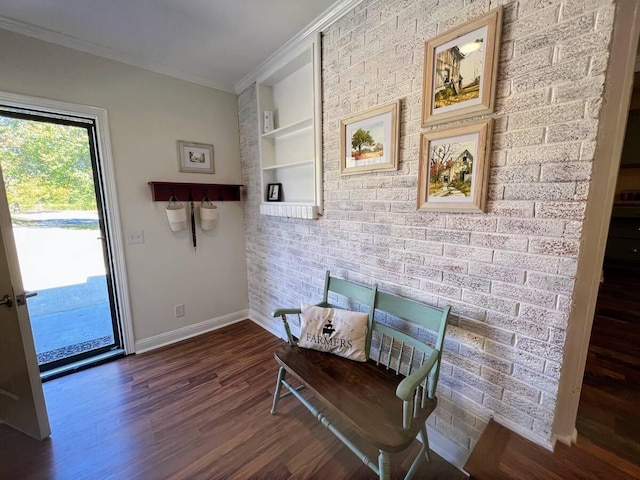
[0,0,343,93]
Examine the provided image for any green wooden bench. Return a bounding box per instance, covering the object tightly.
[270,271,451,480]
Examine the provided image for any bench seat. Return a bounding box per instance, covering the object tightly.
[274,344,437,452]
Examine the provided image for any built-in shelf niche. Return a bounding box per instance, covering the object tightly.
[257,33,322,219]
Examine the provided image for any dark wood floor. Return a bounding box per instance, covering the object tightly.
[466,263,640,479]
[577,263,640,466]
[465,419,640,480]
[0,320,464,479]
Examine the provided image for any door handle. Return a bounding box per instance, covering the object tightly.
[0,294,13,308]
[16,291,37,306]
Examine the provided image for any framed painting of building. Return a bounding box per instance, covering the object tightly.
[417,119,492,213]
[340,100,400,175]
[421,7,502,126]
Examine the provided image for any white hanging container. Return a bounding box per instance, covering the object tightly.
[200,200,218,231]
[165,196,187,232]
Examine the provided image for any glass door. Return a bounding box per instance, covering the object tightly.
[0,110,122,375]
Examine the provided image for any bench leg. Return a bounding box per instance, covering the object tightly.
[270,367,286,415]
[419,424,431,462]
[378,450,390,480]
[402,424,432,480]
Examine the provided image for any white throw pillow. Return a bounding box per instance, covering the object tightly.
[297,303,369,362]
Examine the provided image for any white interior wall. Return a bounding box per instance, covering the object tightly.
[0,29,248,347]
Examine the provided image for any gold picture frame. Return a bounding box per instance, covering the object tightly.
[340,100,400,175]
[421,7,503,126]
[417,119,493,213]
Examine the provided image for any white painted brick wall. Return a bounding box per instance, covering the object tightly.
[239,0,615,453]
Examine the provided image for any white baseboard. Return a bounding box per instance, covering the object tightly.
[426,425,471,472]
[492,413,555,451]
[553,427,577,446]
[135,309,249,354]
[250,309,302,340]
[249,311,472,472]
[249,309,285,339]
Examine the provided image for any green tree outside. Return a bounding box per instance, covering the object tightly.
[0,117,96,211]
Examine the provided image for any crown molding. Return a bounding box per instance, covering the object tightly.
[234,0,365,94]
[0,0,363,96]
[0,15,236,94]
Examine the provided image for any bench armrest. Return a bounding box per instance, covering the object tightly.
[395,350,439,429]
[272,308,301,317]
[272,308,301,345]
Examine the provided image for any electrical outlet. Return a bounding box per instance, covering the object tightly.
[126,230,145,245]
[175,304,185,318]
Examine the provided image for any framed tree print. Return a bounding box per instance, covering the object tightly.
[417,119,493,213]
[421,7,503,126]
[340,100,400,175]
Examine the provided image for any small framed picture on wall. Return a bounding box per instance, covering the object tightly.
[267,183,282,202]
[177,140,215,174]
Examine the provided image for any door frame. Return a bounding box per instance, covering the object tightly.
[553,1,640,445]
[0,91,134,355]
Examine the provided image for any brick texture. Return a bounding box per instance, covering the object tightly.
[239,0,614,453]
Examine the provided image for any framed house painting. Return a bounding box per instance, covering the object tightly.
[340,100,400,175]
[421,7,503,126]
[417,119,493,213]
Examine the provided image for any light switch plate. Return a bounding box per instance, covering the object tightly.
[126,230,144,245]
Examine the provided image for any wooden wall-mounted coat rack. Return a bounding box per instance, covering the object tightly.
[148,182,243,202]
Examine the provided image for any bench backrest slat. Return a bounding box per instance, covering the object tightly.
[323,274,376,306]
[407,347,415,376]
[374,291,445,333]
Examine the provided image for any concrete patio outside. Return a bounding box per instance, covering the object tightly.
[28,276,114,364]
[12,211,116,365]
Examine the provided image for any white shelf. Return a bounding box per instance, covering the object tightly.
[261,117,313,140]
[262,159,314,171]
[260,203,319,219]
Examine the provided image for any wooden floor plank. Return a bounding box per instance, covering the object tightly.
[0,320,465,480]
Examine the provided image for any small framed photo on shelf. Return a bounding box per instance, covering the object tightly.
[340,100,400,175]
[417,119,492,213]
[421,7,502,126]
[267,183,282,202]
[177,140,215,174]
